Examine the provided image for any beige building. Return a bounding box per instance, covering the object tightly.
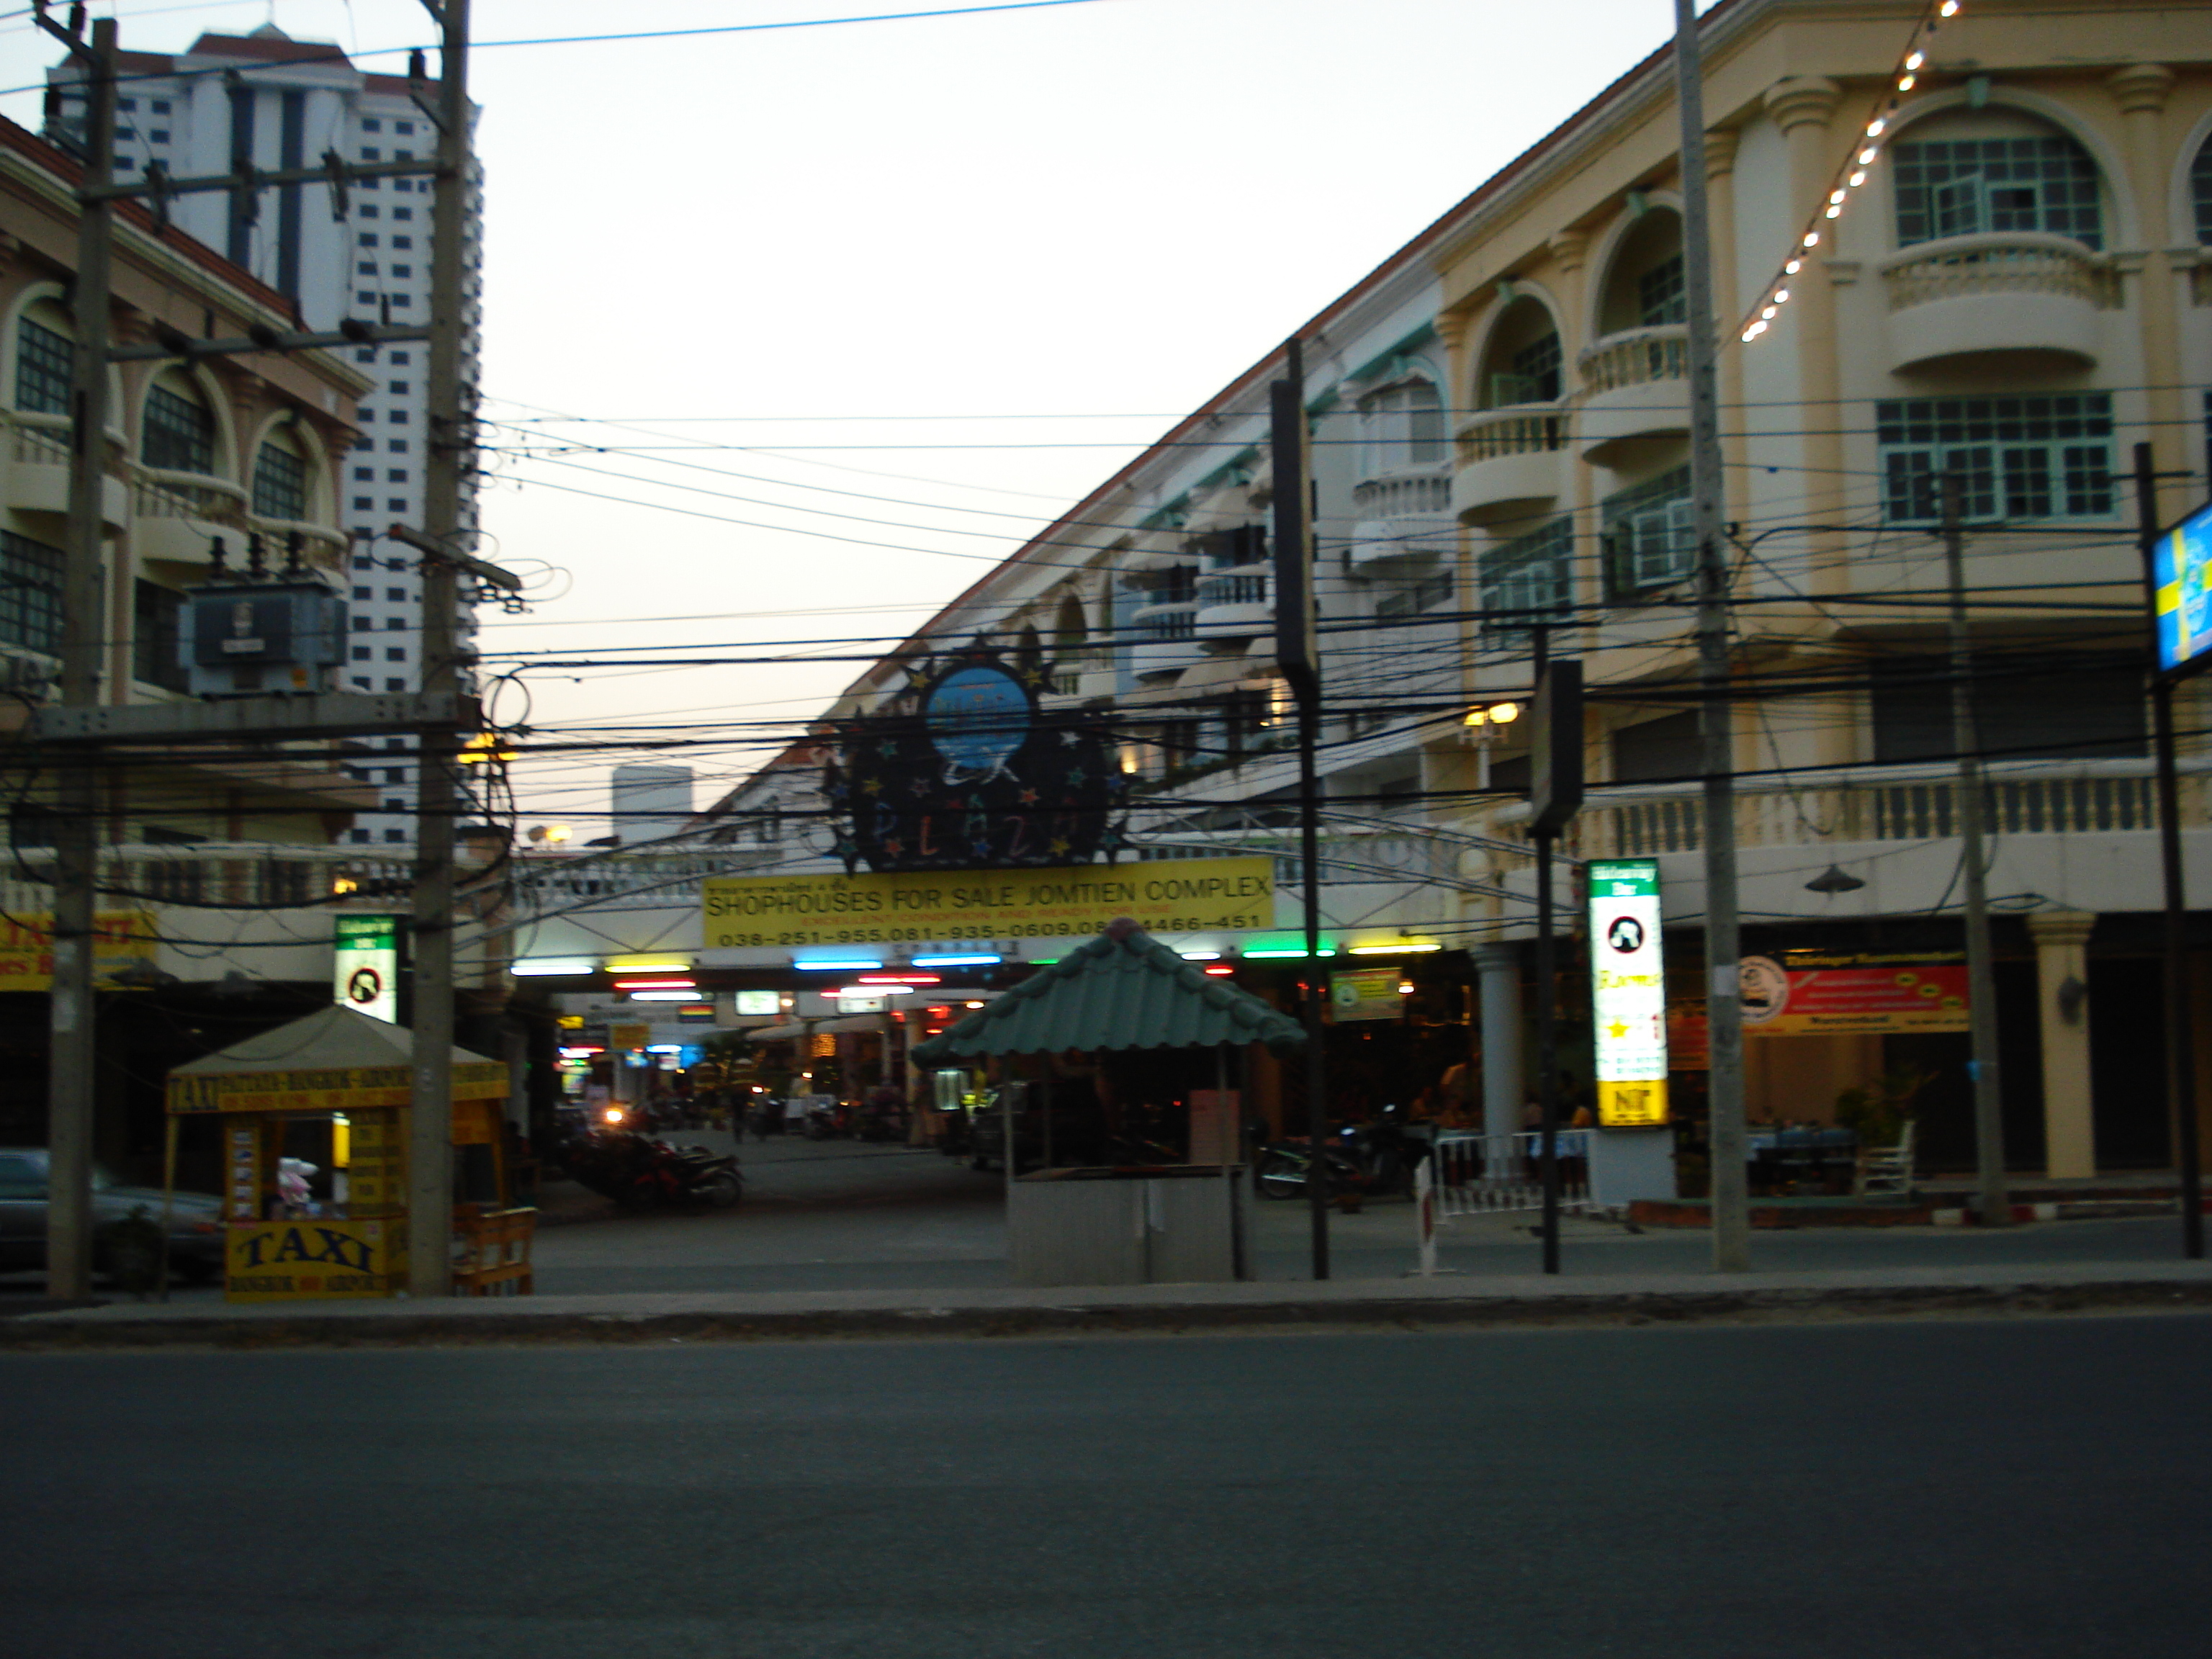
[1434,0,2212,1173]
[0,114,387,1162]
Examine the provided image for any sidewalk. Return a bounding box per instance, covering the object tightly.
[9,1255,2210,1350]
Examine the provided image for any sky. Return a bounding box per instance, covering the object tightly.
[0,0,1710,837]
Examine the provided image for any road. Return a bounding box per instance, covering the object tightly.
[6,1313,2208,1657]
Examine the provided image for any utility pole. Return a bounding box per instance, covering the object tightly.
[1526,634,1583,1275]
[40,7,118,1303]
[1941,472,2008,1227]
[2131,443,2201,1259]
[407,0,475,1297]
[1672,0,1747,1269]
[1270,336,1329,1280]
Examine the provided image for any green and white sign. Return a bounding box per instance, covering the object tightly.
[1586,859,1668,1128]
[333,914,400,1025]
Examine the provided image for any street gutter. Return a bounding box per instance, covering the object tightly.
[6,1262,2212,1349]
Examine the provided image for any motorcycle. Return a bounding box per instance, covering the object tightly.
[1253,1135,1367,1201]
[561,1130,744,1209]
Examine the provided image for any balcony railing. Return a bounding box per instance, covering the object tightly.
[1,842,428,912]
[10,420,70,468]
[1198,573,1267,606]
[1350,472,1449,518]
[1880,233,2118,313]
[1457,404,1567,464]
[1489,764,2188,860]
[1578,325,1687,395]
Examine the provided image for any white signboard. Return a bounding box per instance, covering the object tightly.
[1586,860,1668,1128]
[333,914,400,1024]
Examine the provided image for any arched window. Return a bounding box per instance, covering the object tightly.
[14,302,72,415]
[2193,133,2212,243]
[1890,113,2103,248]
[252,426,309,521]
[1052,593,1088,654]
[143,372,215,474]
[1596,210,1684,336]
[1358,379,1444,475]
[1478,297,1563,407]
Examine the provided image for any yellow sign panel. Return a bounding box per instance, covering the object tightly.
[702,857,1275,950]
[1599,1079,1670,1128]
[0,912,157,990]
[166,1061,510,1115]
[225,1217,406,1300]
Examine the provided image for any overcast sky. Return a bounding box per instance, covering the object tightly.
[0,0,1706,836]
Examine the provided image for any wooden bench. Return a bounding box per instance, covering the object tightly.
[451,1206,536,1296]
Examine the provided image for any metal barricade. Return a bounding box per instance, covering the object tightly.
[1415,1131,1592,1272]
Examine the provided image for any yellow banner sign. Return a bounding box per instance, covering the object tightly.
[167,1061,511,1115]
[702,856,1275,949]
[0,912,156,991]
[225,1217,406,1301]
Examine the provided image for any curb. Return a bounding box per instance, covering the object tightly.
[6,1277,2211,1351]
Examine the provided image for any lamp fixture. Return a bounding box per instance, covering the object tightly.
[1804,865,1867,895]
[511,958,595,977]
[912,953,1002,968]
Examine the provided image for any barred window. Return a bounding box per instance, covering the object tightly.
[143,381,215,473]
[15,315,72,415]
[252,440,307,521]
[1496,331,1562,405]
[1876,394,2113,523]
[2193,136,2212,243]
[1637,254,1686,326]
[132,580,186,691]
[0,529,65,655]
[1892,135,2103,250]
[1602,466,1695,595]
[1375,572,1453,619]
[1480,517,1573,639]
[1358,380,1444,475]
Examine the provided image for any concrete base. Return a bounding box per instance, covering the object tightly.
[1588,1128,1677,1208]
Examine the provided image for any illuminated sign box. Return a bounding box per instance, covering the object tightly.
[2152,498,2212,680]
[1586,858,1668,1128]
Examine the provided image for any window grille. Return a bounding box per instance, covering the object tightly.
[132,580,186,691]
[0,529,64,655]
[1876,394,2113,523]
[2193,138,2212,243]
[144,382,215,473]
[1376,572,1454,619]
[1637,254,1687,325]
[252,441,307,521]
[1492,332,1562,405]
[1602,467,1695,595]
[1893,135,2103,249]
[15,316,71,415]
[1480,517,1573,638]
[1358,380,1444,475]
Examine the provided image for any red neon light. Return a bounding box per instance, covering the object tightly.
[858,974,940,986]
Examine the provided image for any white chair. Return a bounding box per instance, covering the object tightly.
[1856,1120,1916,1197]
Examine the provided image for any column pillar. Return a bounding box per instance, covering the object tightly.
[1761,77,1845,586]
[2027,910,2097,1179]
[1475,942,1524,1142]
[2107,64,2182,500]
[1703,129,1746,531]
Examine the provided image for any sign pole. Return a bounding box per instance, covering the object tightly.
[2135,441,2203,1259]
[1526,633,1582,1274]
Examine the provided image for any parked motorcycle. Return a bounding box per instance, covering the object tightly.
[561,1130,744,1209]
[1253,1135,1366,1201]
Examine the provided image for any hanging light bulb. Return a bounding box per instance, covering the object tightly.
[1897,73,1916,91]
[1761,305,1778,320]
[1825,203,1843,218]
[1802,230,1820,247]
[1785,258,1803,274]
[1859,145,1880,164]
[1773,287,1789,303]
[1866,117,1887,137]
[1940,1,1960,17]
[1830,189,1848,204]
[1849,170,1867,187]
[1905,50,1925,70]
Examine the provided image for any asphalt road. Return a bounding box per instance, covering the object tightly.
[6,1313,2207,1657]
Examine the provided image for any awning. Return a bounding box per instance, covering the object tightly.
[166,1004,507,1115]
[911,919,1305,1062]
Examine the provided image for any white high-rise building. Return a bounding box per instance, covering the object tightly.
[48,25,482,845]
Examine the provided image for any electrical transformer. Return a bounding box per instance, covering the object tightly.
[184,567,349,697]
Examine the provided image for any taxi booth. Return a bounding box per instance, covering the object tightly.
[163,1004,528,1301]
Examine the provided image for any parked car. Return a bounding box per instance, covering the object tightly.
[0,1149,225,1285]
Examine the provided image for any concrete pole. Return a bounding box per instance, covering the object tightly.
[1672,0,1748,1271]
[1474,943,1524,1148]
[1941,473,2008,1226]
[406,0,472,1296]
[44,17,120,1303]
